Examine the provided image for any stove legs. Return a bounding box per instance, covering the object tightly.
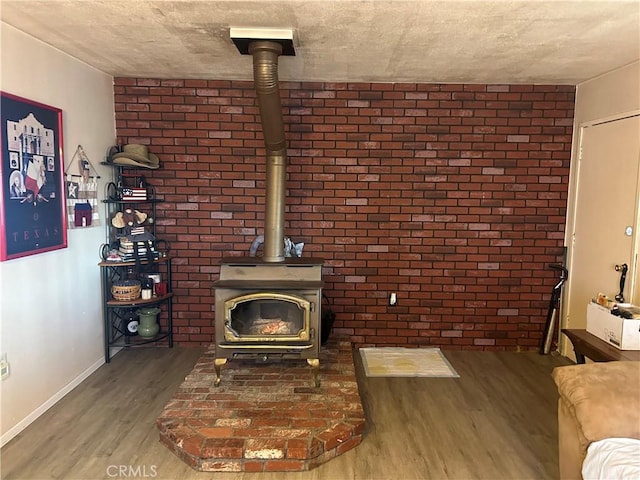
[307,358,320,387]
[214,358,227,387]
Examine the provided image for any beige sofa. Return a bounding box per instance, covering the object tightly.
[552,361,640,479]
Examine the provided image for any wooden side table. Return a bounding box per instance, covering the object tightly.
[562,329,640,364]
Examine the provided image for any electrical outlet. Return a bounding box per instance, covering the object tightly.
[389,292,397,306]
[0,354,10,379]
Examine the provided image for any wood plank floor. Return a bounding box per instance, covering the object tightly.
[1,345,572,480]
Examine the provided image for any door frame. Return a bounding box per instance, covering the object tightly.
[559,110,640,357]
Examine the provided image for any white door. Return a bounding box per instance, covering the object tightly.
[565,115,640,336]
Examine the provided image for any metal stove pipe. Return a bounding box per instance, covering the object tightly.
[249,41,286,262]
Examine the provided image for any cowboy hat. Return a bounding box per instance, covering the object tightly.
[112,144,160,169]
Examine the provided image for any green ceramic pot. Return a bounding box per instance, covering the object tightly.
[136,307,161,338]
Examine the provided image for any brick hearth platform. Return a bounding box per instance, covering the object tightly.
[156,336,366,472]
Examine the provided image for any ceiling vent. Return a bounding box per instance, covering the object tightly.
[230,27,295,56]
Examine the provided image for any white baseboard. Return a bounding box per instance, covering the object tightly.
[1,356,105,447]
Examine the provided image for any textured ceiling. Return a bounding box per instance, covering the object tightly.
[1,0,639,84]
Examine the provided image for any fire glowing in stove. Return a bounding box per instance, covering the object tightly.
[248,318,296,335]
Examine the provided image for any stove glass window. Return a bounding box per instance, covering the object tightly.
[225,293,310,339]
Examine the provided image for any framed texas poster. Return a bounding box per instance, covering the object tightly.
[0,92,67,261]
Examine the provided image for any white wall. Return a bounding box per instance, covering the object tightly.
[1,24,115,445]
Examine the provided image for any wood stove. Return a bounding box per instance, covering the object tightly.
[212,32,325,386]
[213,257,323,387]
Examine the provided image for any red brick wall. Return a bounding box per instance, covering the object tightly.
[114,79,575,350]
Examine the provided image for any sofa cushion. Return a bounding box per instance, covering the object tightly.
[552,361,640,443]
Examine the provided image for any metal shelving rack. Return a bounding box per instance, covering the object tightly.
[99,163,173,363]
[100,257,173,362]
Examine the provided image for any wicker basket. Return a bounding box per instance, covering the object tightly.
[111,280,141,301]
